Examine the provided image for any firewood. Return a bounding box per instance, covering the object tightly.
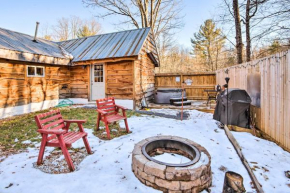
[223,171,246,193]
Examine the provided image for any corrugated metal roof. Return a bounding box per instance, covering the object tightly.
[0,27,68,59]
[58,27,151,62]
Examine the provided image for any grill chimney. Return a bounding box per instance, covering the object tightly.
[33,22,40,42]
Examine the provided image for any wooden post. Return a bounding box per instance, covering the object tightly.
[181,82,184,121]
[224,125,264,193]
[223,171,246,193]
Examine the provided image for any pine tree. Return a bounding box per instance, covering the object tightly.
[77,25,95,38]
[268,40,282,54]
[191,19,226,71]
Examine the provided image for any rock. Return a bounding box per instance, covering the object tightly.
[144,161,166,179]
[133,155,149,171]
[137,168,155,183]
[155,178,180,191]
[166,167,191,181]
[180,179,202,190]
[112,129,118,133]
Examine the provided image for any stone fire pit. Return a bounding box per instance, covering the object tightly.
[132,136,212,193]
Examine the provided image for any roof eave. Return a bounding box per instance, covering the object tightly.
[0,48,71,65]
[71,55,139,65]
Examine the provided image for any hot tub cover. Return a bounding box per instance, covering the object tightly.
[154,88,186,104]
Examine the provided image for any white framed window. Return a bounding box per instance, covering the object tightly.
[27,66,45,77]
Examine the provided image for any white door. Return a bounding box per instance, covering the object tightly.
[91,64,105,100]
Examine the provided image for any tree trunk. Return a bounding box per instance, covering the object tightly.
[233,0,243,64]
[246,0,251,62]
[223,171,246,193]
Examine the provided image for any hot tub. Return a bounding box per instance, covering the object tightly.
[154,88,186,104]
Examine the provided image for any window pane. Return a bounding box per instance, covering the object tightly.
[28,67,35,76]
[36,67,44,76]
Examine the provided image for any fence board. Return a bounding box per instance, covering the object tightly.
[216,50,290,151]
[155,73,216,100]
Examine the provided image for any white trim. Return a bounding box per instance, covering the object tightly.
[91,63,105,100]
[27,65,45,77]
[0,98,89,119]
[115,99,134,110]
[0,99,59,119]
[59,98,88,104]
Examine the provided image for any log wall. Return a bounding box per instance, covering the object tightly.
[106,61,134,99]
[134,37,156,107]
[70,66,89,99]
[0,60,70,108]
[216,50,290,152]
[0,60,89,109]
[155,73,216,100]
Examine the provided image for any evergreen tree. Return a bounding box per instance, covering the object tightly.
[191,19,226,71]
[77,25,95,38]
[268,40,282,54]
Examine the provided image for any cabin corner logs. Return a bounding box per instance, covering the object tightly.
[105,50,156,106]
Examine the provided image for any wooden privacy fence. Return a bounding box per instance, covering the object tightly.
[155,73,216,100]
[216,50,290,151]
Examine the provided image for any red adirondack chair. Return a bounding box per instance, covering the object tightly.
[35,109,92,171]
[96,97,130,139]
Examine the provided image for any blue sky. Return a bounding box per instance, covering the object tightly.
[0,0,222,48]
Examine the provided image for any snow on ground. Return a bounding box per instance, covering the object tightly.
[0,109,289,193]
[233,132,290,192]
[149,108,180,116]
[153,153,191,164]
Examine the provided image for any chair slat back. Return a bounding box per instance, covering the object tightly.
[96,97,117,115]
[35,109,66,132]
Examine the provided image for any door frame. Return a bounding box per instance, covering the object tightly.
[90,63,106,101]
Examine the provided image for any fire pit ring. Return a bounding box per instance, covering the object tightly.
[141,139,201,167]
[132,136,212,192]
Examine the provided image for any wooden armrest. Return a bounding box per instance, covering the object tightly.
[97,109,108,115]
[37,129,66,135]
[115,104,128,110]
[64,120,86,123]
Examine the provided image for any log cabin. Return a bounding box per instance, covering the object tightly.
[0,27,159,118]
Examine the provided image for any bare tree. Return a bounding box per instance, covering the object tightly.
[49,16,102,41]
[232,0,244,64]
[242,0,268,62]
[82,0,183,61]
[53,17,70,41]
[261,0,290,41]
[40,23,53,40]
[86,18,102,35]
[70,16,83,39]
[218,0,290,63]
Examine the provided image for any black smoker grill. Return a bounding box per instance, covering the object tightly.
[214,88,252,128]
[154,88,186,104]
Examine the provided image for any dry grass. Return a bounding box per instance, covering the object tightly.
[93,123,131,140]
[0,106,140,154]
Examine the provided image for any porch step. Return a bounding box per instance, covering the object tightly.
[173,101,192,106]
[170,97,187,105]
